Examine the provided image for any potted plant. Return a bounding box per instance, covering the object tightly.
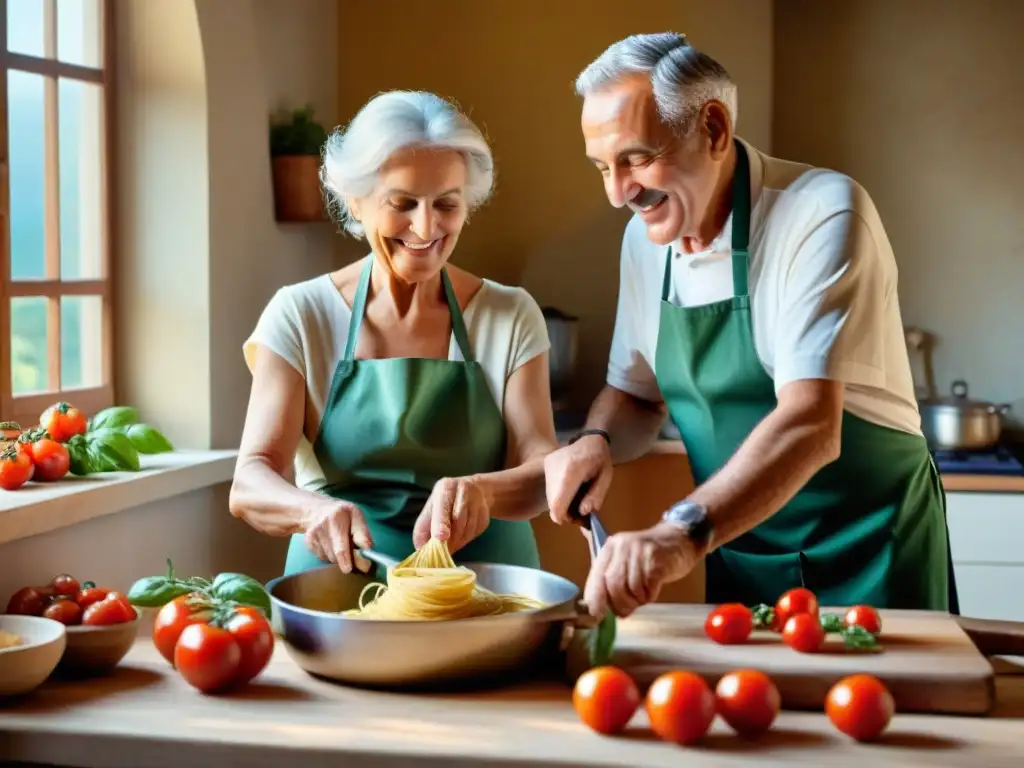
[269,105,329,222]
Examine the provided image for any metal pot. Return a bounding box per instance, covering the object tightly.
[266,561,597,689]
[919,380,1012,451]
[541,307,579,408]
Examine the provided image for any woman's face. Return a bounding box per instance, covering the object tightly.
[351,147,469,283]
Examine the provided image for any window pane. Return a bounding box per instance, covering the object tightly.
[59,78,104,279]
[60,295,103,389]
[6,0,46,58]
[57,0,102,68]
[8,71,47,280]
[11,297,49,396]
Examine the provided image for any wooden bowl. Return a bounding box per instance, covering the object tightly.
[58,610,141,676]
[0,615,67,697]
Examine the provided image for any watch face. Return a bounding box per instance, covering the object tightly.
[666,501,706,526]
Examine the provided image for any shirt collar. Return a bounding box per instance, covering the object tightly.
[672,137,764,257]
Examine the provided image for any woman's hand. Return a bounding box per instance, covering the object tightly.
[303,500,374,573]
[413,476,491,554]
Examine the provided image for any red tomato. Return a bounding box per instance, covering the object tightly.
[5,586,47,616]
[174,623,243,693]
[705,603,754,645]
[51,574,81,597]
[0,421,21,442]
[25,438,71,482]
[775,587,819,629]
[715,669,781,735]
[75,586,109,609]
[82,592,137,626]
[826,674,894,741]
[43,598,84,625]
[225,608,275,685]
[153,595,207,665]
[645,671,717,745]
[845,605,882,635]
[39,402,87,443]
[0,443,34,490]
[572,666,641,735]
[782,613,825,653]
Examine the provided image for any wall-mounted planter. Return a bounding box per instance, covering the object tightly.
[272,155,325,222]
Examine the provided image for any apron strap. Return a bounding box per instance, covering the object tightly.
[342,259,475,363]
[731,140,752,299]
[660,139,754,303]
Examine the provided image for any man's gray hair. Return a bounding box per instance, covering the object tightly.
[321,91,495,238]
[574,32,737,136]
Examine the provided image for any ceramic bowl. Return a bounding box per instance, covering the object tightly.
[58,610,141,676]
[0,615,67,697]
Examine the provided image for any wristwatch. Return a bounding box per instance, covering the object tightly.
[661,500,713,550]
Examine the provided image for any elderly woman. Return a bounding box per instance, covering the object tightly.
[229,91,556,575]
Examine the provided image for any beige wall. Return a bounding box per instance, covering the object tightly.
[336,0,774,407]
[774,0,1024,423]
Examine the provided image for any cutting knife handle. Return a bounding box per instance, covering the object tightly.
[568,479,594,530]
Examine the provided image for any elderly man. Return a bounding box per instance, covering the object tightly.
[544,32,957,619]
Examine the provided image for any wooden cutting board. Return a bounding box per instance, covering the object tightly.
[611,605,995,716]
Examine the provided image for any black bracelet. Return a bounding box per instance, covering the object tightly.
[569,428,611,447]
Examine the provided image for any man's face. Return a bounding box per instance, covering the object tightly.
[581,75,720,247]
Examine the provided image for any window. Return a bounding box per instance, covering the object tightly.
[1,0,113,428]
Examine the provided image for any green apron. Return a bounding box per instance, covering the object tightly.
[283,259,540,575]
[653,141,958,611]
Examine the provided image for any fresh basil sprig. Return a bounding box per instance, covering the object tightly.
[126,558,272,619]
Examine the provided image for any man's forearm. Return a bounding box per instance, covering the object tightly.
[584,385,667,464]
[686,394,842,555]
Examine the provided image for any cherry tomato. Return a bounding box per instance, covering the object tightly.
[705,603,754,645]
[40,402,88,443]
[153,595,207,665]
[82,592,136,626]
[25,438,71,482]
[174,623,243,693]
[845,605,882,635]
[782,613,825,653]
[0,443,34,490]
[51,574,81,597]
[5,586,47,616]
[43,598,84,625]
[775,587,819,629]
[826,674,894,741]
[76,586,109,609]
[645,671,717,745]
[225,608,275,685]
[572,666,641,735]
[715,669,781,736]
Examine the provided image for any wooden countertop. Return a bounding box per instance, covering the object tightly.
[2,638,1023,767]
[941,474,1024,494]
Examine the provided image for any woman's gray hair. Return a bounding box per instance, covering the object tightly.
[574,32,737,136]
[321,91,495,238]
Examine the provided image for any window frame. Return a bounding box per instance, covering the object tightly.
[0,0,116,428]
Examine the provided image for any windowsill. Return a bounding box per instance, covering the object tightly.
[0,450,238,545]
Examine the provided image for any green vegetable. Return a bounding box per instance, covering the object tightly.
[840,624,880,650]
[89,406,139,431]
[89,428,141,471]
[127,576,195,607]
[587,612,617,667]
[66,434,92,475]
[124,423,174,454]
[210,573,273,618]
[819,613,845,634]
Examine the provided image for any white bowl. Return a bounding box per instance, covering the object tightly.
[0,615,67,697]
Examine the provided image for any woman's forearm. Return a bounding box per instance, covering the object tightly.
[473,456,550,522]
[229,456,331,537]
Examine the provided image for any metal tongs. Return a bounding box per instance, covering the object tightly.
[568,479,608,559]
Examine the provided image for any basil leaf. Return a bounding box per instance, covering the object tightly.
[66,435,94,476]
[210,573,272,618]
[587,612,617,668]
[90,429,141,471]
[89,406,139,432]
[127,576,194,607]
[125,423,174,454]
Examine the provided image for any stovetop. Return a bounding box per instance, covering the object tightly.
[932,446,1024,476]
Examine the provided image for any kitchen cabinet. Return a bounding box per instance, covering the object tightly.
[947,491,1024,621]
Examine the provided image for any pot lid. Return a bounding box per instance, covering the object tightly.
[920,380,1003,412]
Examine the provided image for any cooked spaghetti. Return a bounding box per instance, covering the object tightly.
[343,538,545,620]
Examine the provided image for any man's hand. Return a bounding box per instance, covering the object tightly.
[583,523,700,618]
[544,435,613,524]
[413,476,490,554]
